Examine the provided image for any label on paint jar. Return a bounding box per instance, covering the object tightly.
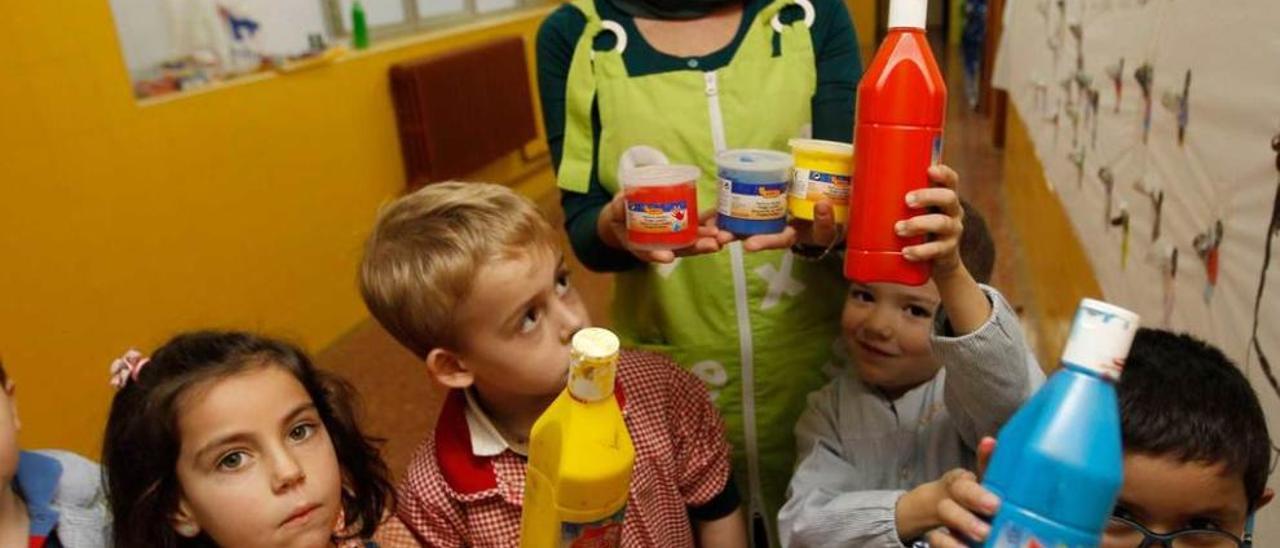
[626,200,690,234]
[718,178,788,221]
[560,509,625,547]
[790,169,851,203]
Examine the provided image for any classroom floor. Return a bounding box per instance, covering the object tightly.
[313,39,1038,479]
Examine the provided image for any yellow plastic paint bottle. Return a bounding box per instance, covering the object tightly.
[520,328,634,548]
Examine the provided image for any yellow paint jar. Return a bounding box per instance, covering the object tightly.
[788,138,854,223]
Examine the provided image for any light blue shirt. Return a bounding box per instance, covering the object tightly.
[779,286,1045,547]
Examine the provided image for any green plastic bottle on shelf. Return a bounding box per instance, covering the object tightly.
[351,1,369,50]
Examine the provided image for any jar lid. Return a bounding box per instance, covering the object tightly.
[619,164,700,188]
[715,149,793,174]
[788,138,853,157]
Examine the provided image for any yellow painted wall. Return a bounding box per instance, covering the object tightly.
[1002,105,1104,368]
[949,0,964,44]
[0,4,555,458]
[847,0,878,54]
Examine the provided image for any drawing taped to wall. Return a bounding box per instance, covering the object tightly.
[1135,62,1154,144]
[1107,58,1124,113]
[1087,87,1101,148]
[1160,70,1191,146]
[1135,178,1164,242]
[1112,203,1131,269]
[1068,102,1082,147]
[1147,243,1178,328]
[1193,220,1223,302]
[1099,167,1116,226]
[1069,149,1086,186]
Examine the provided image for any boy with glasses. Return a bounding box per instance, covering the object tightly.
[922,328,1275,548]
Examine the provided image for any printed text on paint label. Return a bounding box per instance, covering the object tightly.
[626,200,689,234]
[790,168,851,203]
[718,178,788,220]
[561,510,625,548]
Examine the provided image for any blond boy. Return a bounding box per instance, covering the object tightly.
[360,182,746,546]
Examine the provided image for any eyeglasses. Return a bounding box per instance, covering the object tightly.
[1102,515,1253,548]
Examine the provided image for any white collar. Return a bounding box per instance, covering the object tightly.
[463,389,528,457]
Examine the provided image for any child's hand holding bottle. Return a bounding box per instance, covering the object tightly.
[894,165,993,334]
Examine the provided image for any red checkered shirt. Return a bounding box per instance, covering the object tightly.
[390,350,733,547]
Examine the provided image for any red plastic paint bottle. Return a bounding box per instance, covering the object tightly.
[844,0,947,286]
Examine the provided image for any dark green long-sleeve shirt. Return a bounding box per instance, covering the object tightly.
[536,0,862,272]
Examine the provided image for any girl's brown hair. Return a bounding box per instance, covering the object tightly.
[102,331,393,547]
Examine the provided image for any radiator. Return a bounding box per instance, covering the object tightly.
[390,36,537,189]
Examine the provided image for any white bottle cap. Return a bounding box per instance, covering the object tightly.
[888,0,929,30]
[568,328,621,402]
[1060,299,1141,382]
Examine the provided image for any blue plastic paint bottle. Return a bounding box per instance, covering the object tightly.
[716,149,792,236]
[981,299,1140,548]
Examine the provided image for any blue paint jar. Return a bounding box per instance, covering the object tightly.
[715,149,793,236]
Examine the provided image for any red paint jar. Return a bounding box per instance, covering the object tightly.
[621,165,700,251]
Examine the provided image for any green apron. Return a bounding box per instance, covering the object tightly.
[559,1,845,544]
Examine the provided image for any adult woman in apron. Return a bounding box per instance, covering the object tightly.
[537,1,861,544]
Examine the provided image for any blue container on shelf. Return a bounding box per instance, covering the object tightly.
[716,149,792,236]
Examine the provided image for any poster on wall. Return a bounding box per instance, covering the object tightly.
[996,0,1280,531]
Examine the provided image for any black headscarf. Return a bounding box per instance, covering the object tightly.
[607,0,744,20]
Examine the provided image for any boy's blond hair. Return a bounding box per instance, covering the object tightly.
[359,182,557,358]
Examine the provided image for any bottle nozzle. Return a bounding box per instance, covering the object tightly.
[888,0,929,30]
[568,328,620,402]
[1061,299,1140,381]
